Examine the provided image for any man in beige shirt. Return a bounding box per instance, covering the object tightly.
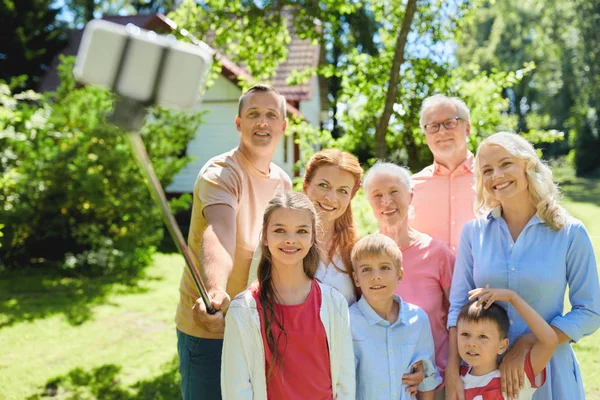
[175,84,292,400]
[410,94,477,253]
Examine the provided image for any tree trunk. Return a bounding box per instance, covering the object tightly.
[374,0,417,159]
[403,119,420,170]
[84,0,95,22]
[515,80,529,133]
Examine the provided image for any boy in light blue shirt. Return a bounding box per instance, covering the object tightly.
[350,233,441,400]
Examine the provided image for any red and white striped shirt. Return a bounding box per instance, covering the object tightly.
[461,351,546,400]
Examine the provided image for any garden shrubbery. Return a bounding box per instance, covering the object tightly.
[0,56,204,275]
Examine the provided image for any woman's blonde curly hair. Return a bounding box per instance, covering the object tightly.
[474,132,569,230]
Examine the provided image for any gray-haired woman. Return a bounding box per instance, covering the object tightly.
[363,162,456,398]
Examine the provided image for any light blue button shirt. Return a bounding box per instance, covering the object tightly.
[350,294,441,400]
[448,209,600,399]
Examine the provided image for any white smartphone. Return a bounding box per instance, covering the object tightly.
[74,19,213,109]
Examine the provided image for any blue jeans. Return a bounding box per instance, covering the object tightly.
[177,329,224,400]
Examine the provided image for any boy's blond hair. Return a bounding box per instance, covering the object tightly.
[351,233,403,272]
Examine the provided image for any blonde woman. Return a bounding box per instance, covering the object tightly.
[446,132,600,400]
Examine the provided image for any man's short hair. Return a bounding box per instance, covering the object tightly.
[419,94,471,127]
[457,300,510,338]
[351,233,403,273]
[237,84,286,117]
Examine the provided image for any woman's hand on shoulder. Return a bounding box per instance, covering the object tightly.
[468,285,515,308]
[499,333,535,399]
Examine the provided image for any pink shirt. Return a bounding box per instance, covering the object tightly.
[253,280,333,400]
[395,233,455,380]
[410,152,476,253]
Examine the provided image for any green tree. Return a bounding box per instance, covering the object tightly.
[62,0,177,25]
[0,0,68,90]
[323,4,380,139]
[455,0,599,174]
[171,1,530,171]
[568,0,600,176]
[333,0,498,168]
[0,57,204,274]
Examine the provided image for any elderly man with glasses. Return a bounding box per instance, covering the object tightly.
[409,94,476,254]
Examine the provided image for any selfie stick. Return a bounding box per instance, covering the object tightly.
[74,20,216,314]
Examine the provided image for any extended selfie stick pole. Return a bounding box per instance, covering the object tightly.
[105,31,216,315]
[127,127,216,315]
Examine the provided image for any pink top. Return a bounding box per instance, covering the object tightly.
[395,233,455,381]
[253,280,333,400]
[410,152,476,253]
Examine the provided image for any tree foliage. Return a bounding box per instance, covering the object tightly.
[0,0,68,90]
[568,0,600,176]
[172,0,527,171]
[456,0,599,175]
[63,0,177,25]
[0,56,204,274]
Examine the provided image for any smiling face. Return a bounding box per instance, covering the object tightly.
[421,102,470,164]
[236,91,287,161]
[352,253,402,303]
[304,165,357,225]
[478,144,530,207]
[264,207,314,269]
[457,318,509,375]
[366,172,412,227]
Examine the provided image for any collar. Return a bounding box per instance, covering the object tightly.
[235,147,272,179]
[433,150,475,176]
[356,294,407,327]
[486,206,544,228]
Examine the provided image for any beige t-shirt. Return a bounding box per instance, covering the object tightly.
[175,148,292,339]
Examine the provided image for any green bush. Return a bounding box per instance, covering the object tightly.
[0,56,204,275]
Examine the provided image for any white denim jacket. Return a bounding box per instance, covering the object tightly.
[221,282,355,399]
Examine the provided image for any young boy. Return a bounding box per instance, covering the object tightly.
[457,286,559,399]
[350,233,441,400]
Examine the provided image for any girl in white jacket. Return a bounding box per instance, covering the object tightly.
[221,191,355,399]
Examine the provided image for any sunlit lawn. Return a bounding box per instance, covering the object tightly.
[0,254,183,399]
[0,164,598,399]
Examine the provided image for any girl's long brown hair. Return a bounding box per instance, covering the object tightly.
[257,191,320,380]
[303,149,362,274]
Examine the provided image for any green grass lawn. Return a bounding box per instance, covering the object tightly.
[1,165,599,399]
[0,254,183,399]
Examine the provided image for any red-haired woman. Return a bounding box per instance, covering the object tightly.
[302,149,363,305]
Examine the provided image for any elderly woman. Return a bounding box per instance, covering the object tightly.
[445,132,600,400]
[363,162,455,394]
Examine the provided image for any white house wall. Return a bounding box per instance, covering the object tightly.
[299,77,322,127]
[168,76,296,193]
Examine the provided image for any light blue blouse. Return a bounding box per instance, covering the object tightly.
[448,209,600,399]
[350,295,442,400]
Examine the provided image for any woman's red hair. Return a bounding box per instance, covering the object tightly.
[303,149,362,274]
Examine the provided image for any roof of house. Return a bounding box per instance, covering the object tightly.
[270,14,320,103]
[39,12,321,117]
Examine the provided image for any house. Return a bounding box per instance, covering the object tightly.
[39,12,327,193]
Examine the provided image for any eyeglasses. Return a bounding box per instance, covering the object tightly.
[423,117,463,134]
